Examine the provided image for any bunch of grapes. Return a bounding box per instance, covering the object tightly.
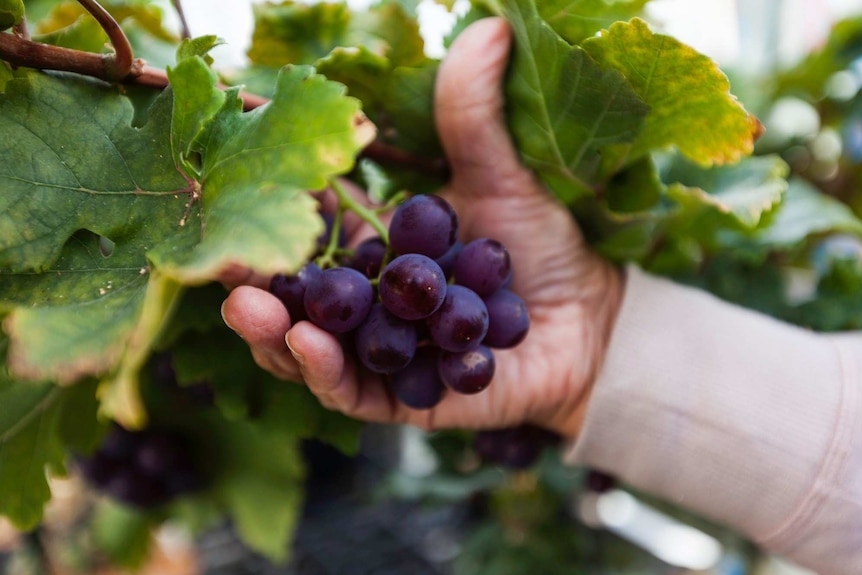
[269,194,530,409]
[473,425,561,469]
[76,424,204,509]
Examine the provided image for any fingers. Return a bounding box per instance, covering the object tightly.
[435,17,531,192]
[221,286,301,381]
[285,322,401,423]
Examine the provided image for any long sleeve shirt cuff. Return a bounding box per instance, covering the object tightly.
[565,265,862,574]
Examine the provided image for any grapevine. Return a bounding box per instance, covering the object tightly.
[0,0,860,571]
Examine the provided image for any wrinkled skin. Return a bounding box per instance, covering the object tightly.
[220,18,624,439]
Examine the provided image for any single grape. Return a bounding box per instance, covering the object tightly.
[482,289,530,348]
[435,240,463,279]
[379,254,447,320]
[454,238,512,296]
[76,451,119,488]
[99,425,140,462]
[390,347,446,409]
[304,267,374,333]
[347,236,387,279]
[105,468,168,509]
[474,425,559,469]
[135,431,186,478]
[270,262,322,323]
[355,304,418,373]
[389,195,458,258]
[437,345,495,394]
[427,285,489,352]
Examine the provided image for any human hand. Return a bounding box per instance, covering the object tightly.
[221,17,624,439]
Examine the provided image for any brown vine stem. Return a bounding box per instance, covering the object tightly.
[171,0,192,40]
[77,0,133,80]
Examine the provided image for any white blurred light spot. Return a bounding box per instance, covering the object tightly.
[767,98,821,140]
[826,70,860,101]
[811,128,844,162]
[581,489,724,571]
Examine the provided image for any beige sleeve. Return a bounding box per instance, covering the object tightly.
[565,266,862,574]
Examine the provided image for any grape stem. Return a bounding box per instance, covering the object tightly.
[171,0,192,40]
[331,179,390,244]
[316,205,346,269]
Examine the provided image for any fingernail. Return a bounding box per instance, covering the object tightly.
[285,330,304,364]
[221,301,235,330]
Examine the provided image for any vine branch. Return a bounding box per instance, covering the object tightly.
[171,0,192,40]
[77,0,133,80]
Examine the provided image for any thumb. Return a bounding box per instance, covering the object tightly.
[435,17,526,190]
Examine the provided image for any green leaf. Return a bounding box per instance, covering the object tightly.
[151,66,374,282]
[176,35,224,63]
[359,159,395,204]
[166,55,225,171]
[316,45,391,108]
[751,178,862,248]
[500,0,650,202]
[538,0,649,45]
[91,500,155,570]
[249,1,425,68]
[0,338,67,530]
[249,1,352,66]
[583,19,762,168]
[661,154,789,231]
[0,0,23,30]
[209,418,305,563]
[605,155,662,213]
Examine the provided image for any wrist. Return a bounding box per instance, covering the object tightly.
[555,259,626,439]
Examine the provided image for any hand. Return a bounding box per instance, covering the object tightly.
[221,17,624,439]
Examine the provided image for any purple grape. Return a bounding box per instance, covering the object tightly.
[454,238,512,296]
[135,431,186,478]
[105,468,169,509]
[391,347,446,409]
[347,236,387,279]
[99,425,140,462]
[76,451,119,488]
[437,345,495,394]
[270,263,321,323]
[379,254,447,320]
[389,195,458,258]
[427,285,489,352]
[482,289,530,348]
[304,267,374,333]
[355,304,418,373]
[435,240,463,279]
[474,425,559,469]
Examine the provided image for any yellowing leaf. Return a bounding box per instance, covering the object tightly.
[584,18,763,167]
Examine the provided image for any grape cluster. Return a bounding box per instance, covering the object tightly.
[77,425,203,509]
[270,194,530,409]
[473,425,561,469]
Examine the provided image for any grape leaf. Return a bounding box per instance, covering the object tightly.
[583,19,762,168]
[166,52,225,170]
[150,65,374,282]
[749,178,862,248]
[497,0,650,202]
[249,1,425,68]
[91,500,155,570]
[538,0,649,45]
[207,417,305,563]
[661,154,789,233]
[0,0,23,30]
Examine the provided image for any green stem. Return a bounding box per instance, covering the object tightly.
[330,179,390,243]
[316,204,346,269]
